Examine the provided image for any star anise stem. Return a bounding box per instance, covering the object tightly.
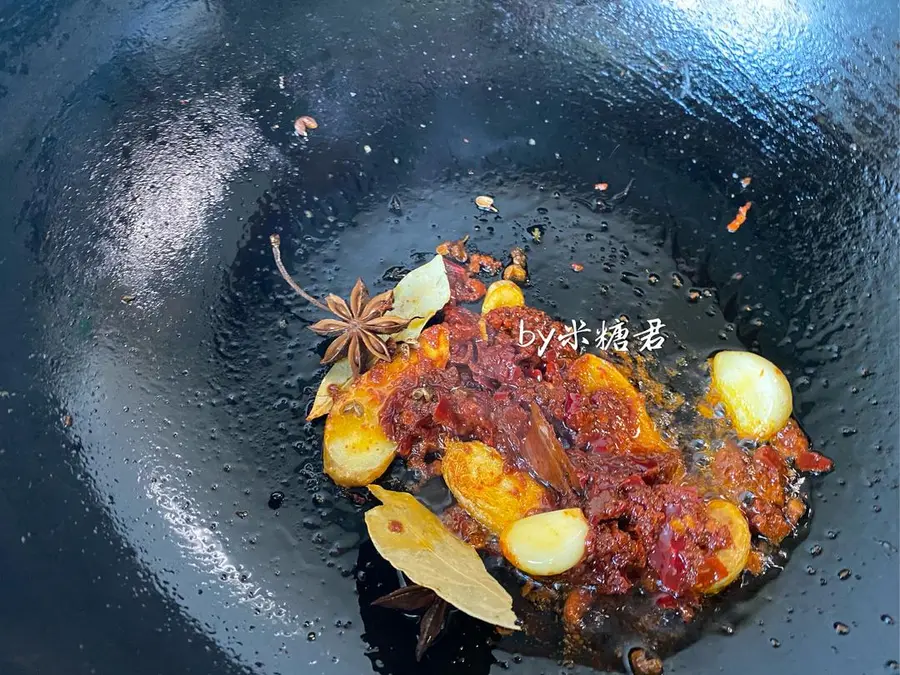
[270,232,413,378]
[269,234,330,312]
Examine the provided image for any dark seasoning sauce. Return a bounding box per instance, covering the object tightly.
[373,257,832,659]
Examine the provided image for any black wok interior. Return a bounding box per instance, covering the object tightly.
[0,1,897,674]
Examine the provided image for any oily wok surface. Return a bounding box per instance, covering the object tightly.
[0,0,897,674]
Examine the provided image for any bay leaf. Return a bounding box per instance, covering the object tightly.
[306,358,353,421]
[365,485,519,630]
[390,254,451,343]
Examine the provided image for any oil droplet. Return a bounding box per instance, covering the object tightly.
[268,491,285,510]
[837,568,851,580]
[834,621,850,635]
[881,614,895,625]
[806,565,816,575]
[886,660,899,671]
[769,638,781,648]
[827,530,839,539]
[648,273,660,285]
[809,544,823,556]
[307,631,317,641]
[672,273,684,288]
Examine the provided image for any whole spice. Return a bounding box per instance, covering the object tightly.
[269,234,412,378]
[364,485,519,633]
[515,403,582,501]
[571,262,584,272]
[372,584,450,661]
[436,235,469,262]
[294,115,318,137]
[341,401,364,416]
[510,247,527,268]
[411,387,433,402]
[468,253,503,275]
[503,264,527,283]
[475,195,498,213]
[628,647,664,675]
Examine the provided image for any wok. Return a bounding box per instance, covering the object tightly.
[0,0,896,673]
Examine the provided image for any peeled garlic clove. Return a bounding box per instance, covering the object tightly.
[711,350,792,441]
[500,508,589,576]
[482,280,525,314]
[699,499,751,594]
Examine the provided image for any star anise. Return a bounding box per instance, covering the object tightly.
[270,234,412,378]
[372,583,450,661]
[309,279,412,377]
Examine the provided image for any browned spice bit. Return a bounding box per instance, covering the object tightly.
[510,246,527,268]
[571,262,584,272]
[562,587,593,626]
[121,294,136,305]
[62,414,73,428]
[593,182,609,191]
[436,235,469,262]
[467,253,503,275]
[628,647,664,675]
[341,401,364,416]
[411,387,433,402]
[474,195,498,213]
[397,342,412,360]
[503,263,527,283]
[672,273,684,288]
[372,584,449,661]
[269,233,412,379]
[529,226,542,243]
[294,115,318,137]
[740,176,752,188]
[687,289,701,303]
[388,519,404,533]
[389,194,403,215]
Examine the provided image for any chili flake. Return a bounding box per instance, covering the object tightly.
[726,202,752,233]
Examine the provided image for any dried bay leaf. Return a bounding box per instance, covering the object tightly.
[365,485,520,630]
[390,254,451,343]
[307,358,353,420]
